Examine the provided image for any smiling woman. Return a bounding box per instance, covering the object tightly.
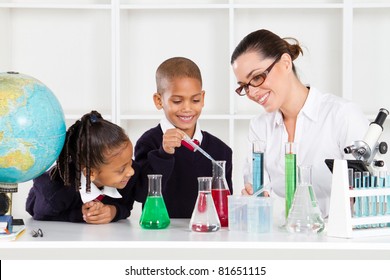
[231,29,369,219]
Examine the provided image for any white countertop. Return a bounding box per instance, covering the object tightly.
[1,215,390,260]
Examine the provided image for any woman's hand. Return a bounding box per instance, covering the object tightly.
[241,183,270,197]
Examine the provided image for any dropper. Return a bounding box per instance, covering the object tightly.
[182,134,221,167]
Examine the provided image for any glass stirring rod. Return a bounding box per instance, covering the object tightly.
[182,134,221,167]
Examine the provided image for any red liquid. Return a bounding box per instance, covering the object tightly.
[191,223,219,232]
[211,189,230,227]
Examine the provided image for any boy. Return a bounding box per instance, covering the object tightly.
[135,57,233,218]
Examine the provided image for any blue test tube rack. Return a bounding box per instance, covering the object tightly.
[328,160,390,238]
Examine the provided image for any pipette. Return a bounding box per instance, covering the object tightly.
[182,134,221,167]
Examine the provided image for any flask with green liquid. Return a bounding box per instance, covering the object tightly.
[139,174,170,229]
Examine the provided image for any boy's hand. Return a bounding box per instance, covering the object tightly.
[162,128,185,154]
[82,201,116,224]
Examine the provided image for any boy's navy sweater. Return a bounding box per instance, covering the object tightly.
[134,124,233,218]
[25,162,142,223]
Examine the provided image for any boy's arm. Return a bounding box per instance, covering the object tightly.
[134,135,175,199]
[226,148,234,194]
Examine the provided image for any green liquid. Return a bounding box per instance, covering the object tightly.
[139,196,170,229]
[285,153,297,218]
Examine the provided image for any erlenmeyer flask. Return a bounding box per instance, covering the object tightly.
[211,160,231,227]
[139,174,170,229]
[286,165,325,234]
[190,177,221,232]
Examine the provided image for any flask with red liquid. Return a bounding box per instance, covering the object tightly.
[189,177,220,232]
[211,160,231,227]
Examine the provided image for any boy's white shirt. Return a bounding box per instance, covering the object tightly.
[159,116,203,143]
[79,173,122,203]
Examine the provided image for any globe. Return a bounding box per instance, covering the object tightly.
[0,72,66,185]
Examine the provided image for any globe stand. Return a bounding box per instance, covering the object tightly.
[0,183,18,216]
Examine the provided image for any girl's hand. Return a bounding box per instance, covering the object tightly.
[82,202,116,224]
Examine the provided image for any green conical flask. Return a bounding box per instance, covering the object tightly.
[139,174,170,229]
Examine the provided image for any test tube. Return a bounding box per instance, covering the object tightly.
[387,171,390,227]
[348,168,354,217]
[379,171,386,227]
[252,140,265,196]
[354,171,361,228]
[362,171,370,228]
[285,142,297,218]
[370,173,378,228]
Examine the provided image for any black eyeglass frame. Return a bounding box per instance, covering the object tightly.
[235,57,281,96]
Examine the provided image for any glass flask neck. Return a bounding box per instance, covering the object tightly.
[147,174,162,196]
[298,165,312,186]
[198,177,212,192]
[212,160,228,190]
[212,161,226,178]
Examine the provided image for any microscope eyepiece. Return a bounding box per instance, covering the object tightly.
[372,108,389,128]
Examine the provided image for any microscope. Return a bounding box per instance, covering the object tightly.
[344,108,389,174]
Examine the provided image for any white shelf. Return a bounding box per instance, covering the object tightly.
[1,0,390,215]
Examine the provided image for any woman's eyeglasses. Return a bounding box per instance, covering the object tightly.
[235,57,280,96]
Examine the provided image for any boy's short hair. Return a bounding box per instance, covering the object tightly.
[156,57,202,93]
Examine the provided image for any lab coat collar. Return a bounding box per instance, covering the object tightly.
[300,86,319,122]
[274,86,319,127]
[79,174,122,203]
[159,116,203,143]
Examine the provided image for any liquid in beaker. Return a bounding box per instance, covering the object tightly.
[285,142,297,218]
[252,140,265,196]
[211,160,231,227]
[139,174,170,229]
[286,165,324,234]
[190,177,220,232]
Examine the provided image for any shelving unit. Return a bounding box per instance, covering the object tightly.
[1,0,390,218]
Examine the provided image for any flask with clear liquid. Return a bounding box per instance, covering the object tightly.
[139,174,170,229]
[190,177,221,232]
[211,160,231,227]
[286,165,325,234]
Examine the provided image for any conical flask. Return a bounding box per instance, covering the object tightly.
[286,165,325,234]
[190,177,221,232]
[139,174,170,229]
[211,160,231,227]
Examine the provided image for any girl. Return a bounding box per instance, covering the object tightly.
[26,111,141,224]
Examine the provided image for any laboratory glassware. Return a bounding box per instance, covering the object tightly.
[139,174,170,229]
[285,142,297,218]
[252,140,265,195]
[286,165,325,234]
[211,160,231,227]
[190,177,220,232]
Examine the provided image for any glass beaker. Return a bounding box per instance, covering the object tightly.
[285,142,297,218]
[211,160,231,227]
[190,177,221,232]
[285,165,325,234]
[139,174,170,229]
[252,140,265,196]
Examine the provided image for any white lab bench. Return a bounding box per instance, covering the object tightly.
[1,214,390,260]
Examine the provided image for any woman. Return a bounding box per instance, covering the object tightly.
[231,29,368,218]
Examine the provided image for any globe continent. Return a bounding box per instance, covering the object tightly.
[0,72,66,183]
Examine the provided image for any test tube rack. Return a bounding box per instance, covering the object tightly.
[328,159,390,238]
